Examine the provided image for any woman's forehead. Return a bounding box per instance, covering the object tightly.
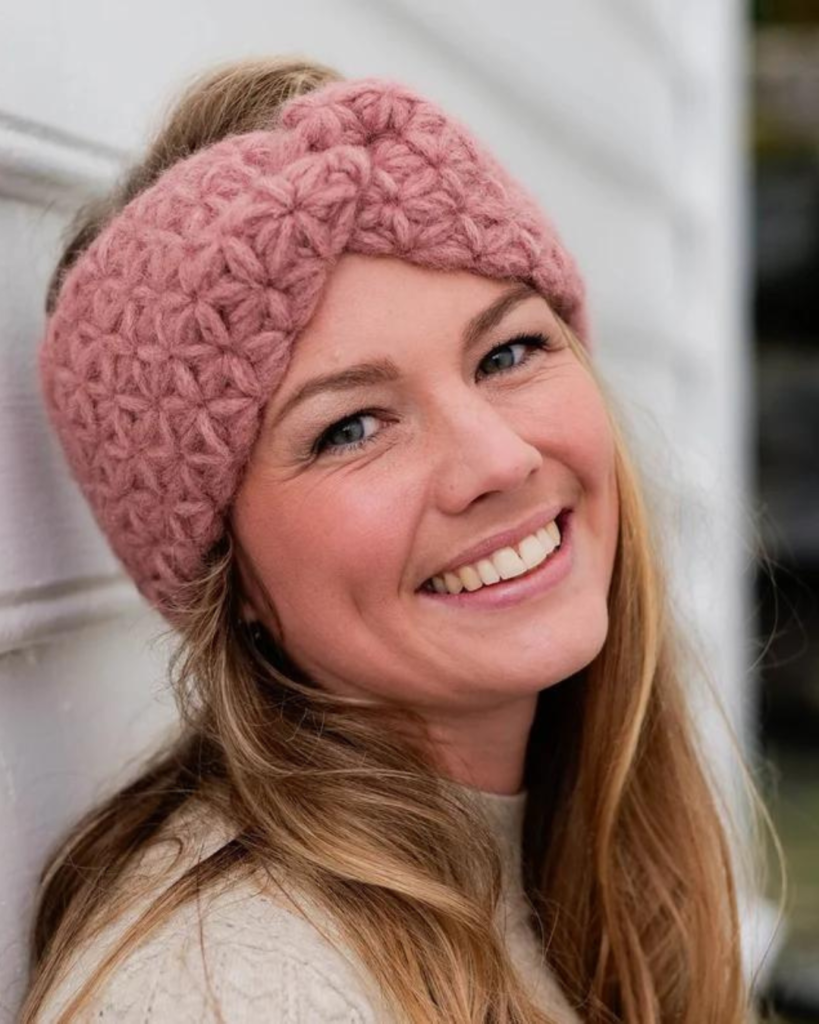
[254,255,555,440]
[295,254,548,356]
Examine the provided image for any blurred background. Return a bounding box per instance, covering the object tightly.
[0,1,815,1020]
[753,1,819,1019]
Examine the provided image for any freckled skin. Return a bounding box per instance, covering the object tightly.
[231,254,619,793]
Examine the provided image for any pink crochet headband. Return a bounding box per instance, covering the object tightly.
[39,76,589,624]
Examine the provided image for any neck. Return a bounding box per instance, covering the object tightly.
[444,776,529,897]
[424,695,537,796]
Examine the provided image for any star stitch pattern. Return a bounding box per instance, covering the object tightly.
[39,77,587,622]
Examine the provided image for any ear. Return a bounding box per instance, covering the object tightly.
[228,526,262,624]
[228,522,283,639]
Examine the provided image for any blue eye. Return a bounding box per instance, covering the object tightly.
[311,331,551,458]
[314,412,380,456]
[477,332,550,377]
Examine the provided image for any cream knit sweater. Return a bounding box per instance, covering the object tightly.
[36,786,581,1022]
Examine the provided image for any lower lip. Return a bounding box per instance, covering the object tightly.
[416,512,574,611]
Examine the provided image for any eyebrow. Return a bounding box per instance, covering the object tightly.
[267,282,539,430]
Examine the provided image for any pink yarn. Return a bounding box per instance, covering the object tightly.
[39,76,589,623]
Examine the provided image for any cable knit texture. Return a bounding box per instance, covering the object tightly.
[36,787,581,1023]
[38,76,588,623]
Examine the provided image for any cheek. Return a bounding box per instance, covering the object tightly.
[544,374,620,568]
[545,374,617,491]
[312,477,416,593]
[233,468,416,616]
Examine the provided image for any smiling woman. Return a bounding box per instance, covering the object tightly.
[21,56,770,1024]
[231,256,618,768]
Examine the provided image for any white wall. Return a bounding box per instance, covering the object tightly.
[0,0,774,1017]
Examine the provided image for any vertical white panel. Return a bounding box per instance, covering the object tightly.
[0,609,175,1014]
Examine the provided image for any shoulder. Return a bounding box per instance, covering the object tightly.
[86,889,381,1023]
[36,803,383,1023]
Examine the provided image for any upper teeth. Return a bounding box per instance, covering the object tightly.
[427,519,562,595]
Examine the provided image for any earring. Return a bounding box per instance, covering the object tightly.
[239,618,261,642]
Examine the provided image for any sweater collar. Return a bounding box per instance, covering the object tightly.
[446,781,528,897]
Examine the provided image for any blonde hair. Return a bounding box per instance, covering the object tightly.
[22,55,783,1024]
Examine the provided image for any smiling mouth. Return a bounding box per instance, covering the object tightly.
[418,509,570,596]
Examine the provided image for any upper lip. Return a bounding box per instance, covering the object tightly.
[419,505,568,586]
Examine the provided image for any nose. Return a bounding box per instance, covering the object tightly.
[428,389,543,515]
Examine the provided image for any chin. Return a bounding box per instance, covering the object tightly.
[522,600,610,690]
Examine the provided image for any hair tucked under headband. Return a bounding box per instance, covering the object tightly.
[39,75,589,623]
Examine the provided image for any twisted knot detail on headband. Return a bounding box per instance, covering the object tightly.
[39,77,588,622]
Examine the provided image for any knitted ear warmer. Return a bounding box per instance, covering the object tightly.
[39,76,589,624]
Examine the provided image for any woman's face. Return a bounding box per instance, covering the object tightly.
[232,254,618,768]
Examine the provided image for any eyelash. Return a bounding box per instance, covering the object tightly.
[310,331,552,459]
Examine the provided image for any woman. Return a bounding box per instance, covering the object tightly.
[21,56,771,1023]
